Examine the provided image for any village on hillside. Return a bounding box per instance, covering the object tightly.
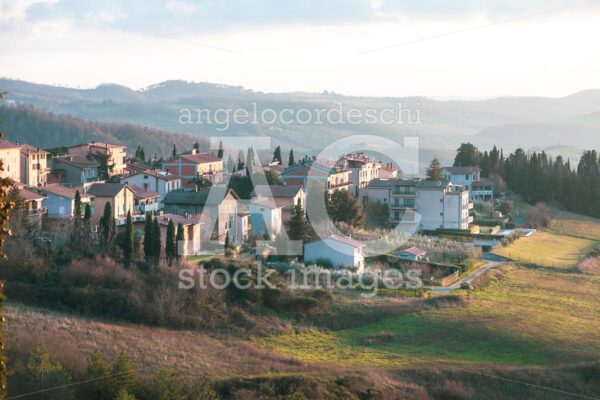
[0,138,534,290]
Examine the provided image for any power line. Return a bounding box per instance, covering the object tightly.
[357,0,600,55]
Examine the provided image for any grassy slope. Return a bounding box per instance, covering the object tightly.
[258,211,600,369]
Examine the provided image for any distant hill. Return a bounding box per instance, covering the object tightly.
[0,104,205,158]
[2,78,600,170]
[472,111,600,152]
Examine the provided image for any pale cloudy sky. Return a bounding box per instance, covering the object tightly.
[2,0,600,97]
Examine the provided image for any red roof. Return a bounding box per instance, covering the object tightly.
[328,234,365,248]
[18,187,46,201]
[41,184,93,200]
[180,153,222,164]
[399,247,427,257]
[0,140,20,150]
[129,184,161,199]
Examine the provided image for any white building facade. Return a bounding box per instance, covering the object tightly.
[304,235,365,271]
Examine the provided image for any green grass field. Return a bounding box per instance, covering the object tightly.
[493,230,595,268]
[258,211,600,370]
[257,266,600,368]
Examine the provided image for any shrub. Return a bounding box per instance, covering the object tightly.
[312,257,334,269]
[526,203,552,228]
[285,296,319,317]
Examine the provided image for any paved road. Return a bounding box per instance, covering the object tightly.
[428,261,500,293]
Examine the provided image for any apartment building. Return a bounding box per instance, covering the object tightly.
[337,152,380,190]
[68,142,127,176]
[50,155,100,186]
[0,140,21,182]
[281,159,353,196]
[120,169,182,200]
[20,144,50,187]
[362,179,473,230]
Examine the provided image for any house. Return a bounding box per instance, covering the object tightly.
[50,155,100,186]
[120,169,182,199]
[250,184,306,222]
[162,150,224,190]
[155,214,202,256]
[337,152,380,190]
[15,186,47,229]
[124,161,154,175]
[130,184,161,214]
[442,166,494,201]
[40,184,94,218]
[281,159,353,196]
[377,162,399,180]
[471,177,495,202]
[20,144,50,187]
[247,199,283,237]
[163,188,241,241]
[397,247,428,261]
[304,235,365,271]
[234,210,250,245]
[68,142,127,176]
[362,179,473,230]
[0,140,21,182]
[85,183,135,224]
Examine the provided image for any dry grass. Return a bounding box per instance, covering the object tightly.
[4,303,310,383]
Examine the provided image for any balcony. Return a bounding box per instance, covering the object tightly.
[468,202,474,209]
[389,203,417,210]
[327,181,353,190]
[468,215,474,223]
[391,191,416,197]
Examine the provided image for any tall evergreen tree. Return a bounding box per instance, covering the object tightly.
[172,144,177,158]
[72,190,82,246]
[84,350,112,400]
[227,155,235,172]
[217,140,224,158]
[151,217,162,263]
[82,203,92,254]
[288,148,295,166]
[176,223,184,259]
[100,202,116,251]
[123,210,134,265]
[453,143,481,166]
[288,200,309,242]
[193,141,200,151]
[426,158,443,181]
[165,219,176,263]
[246,147,255,175]
[273,145,282,163]
[139,147,145,162]
[109,351,138,399]
[143,213,153,261]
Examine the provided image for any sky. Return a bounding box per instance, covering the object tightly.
[2,0,600,98]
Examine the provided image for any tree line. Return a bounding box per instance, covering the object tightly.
[452,142,600,218]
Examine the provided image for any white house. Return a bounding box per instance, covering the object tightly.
[120,169,182,202]
[130,184,162,214]
[442,166,494,201]
[247,199,283,238]
[304,235,365,271]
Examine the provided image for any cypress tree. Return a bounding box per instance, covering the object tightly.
[217,140,224,158]
[172,144,177,158]
[176,223,184,258]
[151,217,161,263]
[273,145,282,163]
[165,219,176,263]
[288,200,309,243]
[143,213,153,261]
[82,203,92,254]
[288,148,295,166]
[123,210,134,265]
[100,202,115,251]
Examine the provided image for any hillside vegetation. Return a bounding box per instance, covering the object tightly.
[0,104,205,158]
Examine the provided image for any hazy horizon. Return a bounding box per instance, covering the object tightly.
[3,0,600,98]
